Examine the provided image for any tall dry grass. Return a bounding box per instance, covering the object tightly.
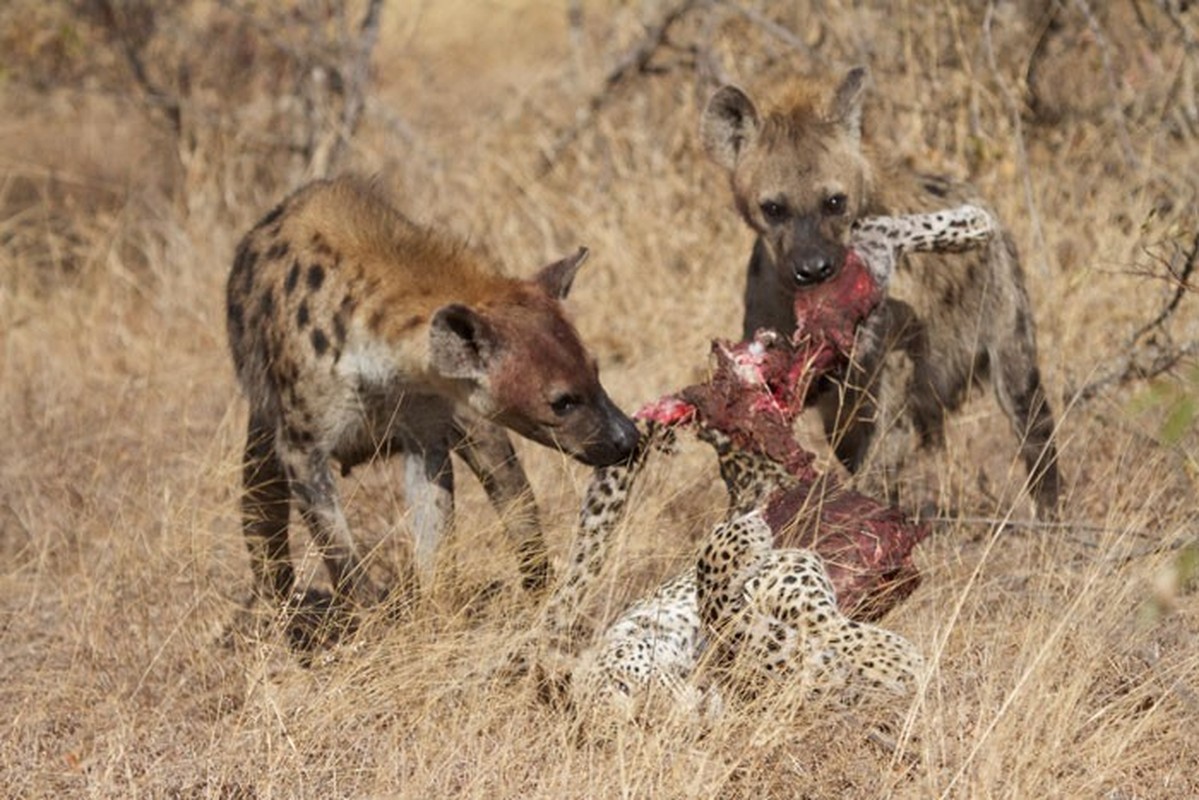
[2,1,1197,797]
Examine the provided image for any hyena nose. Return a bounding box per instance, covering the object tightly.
[600,392,641,459]
[610,414,640,457]
[793,256,836,286]
[577,394,641,467]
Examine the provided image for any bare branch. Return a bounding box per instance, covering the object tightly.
[1157,0,1199,52]
[567,0,587,85]
[693,1,733,99]
[1074,338,1199,403]
[1074,230,1199,403]
[933,515,1199,567]
[326,0,384,174]
[983,1,1051,278]
[214,0,333,69]
[1132,230,1199,342]
[1072,0,1142,171]
[1136,646,1199,713]
[536,0,702,176]
[92,0,182,136]
[713,0,821,63]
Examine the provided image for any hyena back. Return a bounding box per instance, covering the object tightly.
[701,67,1061,518]
[226,177,638,608]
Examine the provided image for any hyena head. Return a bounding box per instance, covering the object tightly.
[701,66,874,287]
[428,247,639,467]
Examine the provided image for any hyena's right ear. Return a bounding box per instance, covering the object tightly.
[534,246,589,300]
[701,85,760,171]
[830,66,869,147]
[429,304,496,380]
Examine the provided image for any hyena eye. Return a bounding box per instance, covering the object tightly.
[823,193,848,216]
[550,393,582,417]
[759,200,788,224]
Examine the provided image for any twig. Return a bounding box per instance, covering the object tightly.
[1132,230,1199,342]
[1074,230,1199,403]
[536,0,701,176]
[841,711,921,769]
[307,0,385,177]
[92,0,183,136]
[567,0,587,86]
[1157,0,1199,53]
[1148,0,1199,139]
[931,515,1164,541]
[1074,338,1199,403]
[1109,536,1195,566]
[329,0,384,172]
[214,0,336,69]
[933,515,1197,565]
[983,1,1051,278]
[867,727,920,768]
[1025,1,1064,121]
[693,1,733,99]
[1072,0,1142,171]
[1135,647,1199,713]
[713,0,821,64]
[211,1,383,177]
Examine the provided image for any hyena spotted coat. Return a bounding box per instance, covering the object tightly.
[701,67,1061,518]
[226,177,638,609]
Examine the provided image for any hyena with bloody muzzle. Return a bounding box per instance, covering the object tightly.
[700,67,1061,518]
[226,176,639,611]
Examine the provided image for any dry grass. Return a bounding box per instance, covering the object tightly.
[2,1,1197,797]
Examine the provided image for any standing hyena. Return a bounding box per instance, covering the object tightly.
[226,176,639,610]
[700,66,1061,518]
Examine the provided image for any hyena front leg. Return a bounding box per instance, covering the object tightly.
[281,441,379,607]
[401,445,455,588]
[855,350,919,507]
[452,417,548,592]
[822,298,925,504]
[242,413,294,604]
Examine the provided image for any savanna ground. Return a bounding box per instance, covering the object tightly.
[2,1,1198,797]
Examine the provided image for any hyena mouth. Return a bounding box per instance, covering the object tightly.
[791,249,882,354]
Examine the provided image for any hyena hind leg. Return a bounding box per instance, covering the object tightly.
[990,341,1062,519]
[283,443,380,607]
[242,413,294,605]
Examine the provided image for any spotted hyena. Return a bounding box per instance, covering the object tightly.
[226,176,639,610]
[700,66,1062,518]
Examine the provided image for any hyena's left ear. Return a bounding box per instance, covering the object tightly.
[429,304,497,380]
[534,246,589,300]
[701,85,761,171]
[830,66,869,147]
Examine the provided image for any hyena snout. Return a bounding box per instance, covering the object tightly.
[569,392,640,467]
[780,223,847,287]
[500,387,640,468]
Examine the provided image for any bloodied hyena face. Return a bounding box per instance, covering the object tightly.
[426,253,640,468]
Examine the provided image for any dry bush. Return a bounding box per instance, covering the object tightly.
[1,1,1197,797]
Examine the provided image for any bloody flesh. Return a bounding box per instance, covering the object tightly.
[636,247,928,620]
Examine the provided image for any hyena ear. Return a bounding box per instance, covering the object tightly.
[534,246,589,300]
[429,304,496,379]
[701,85,760,170]
[830,66,869,146]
